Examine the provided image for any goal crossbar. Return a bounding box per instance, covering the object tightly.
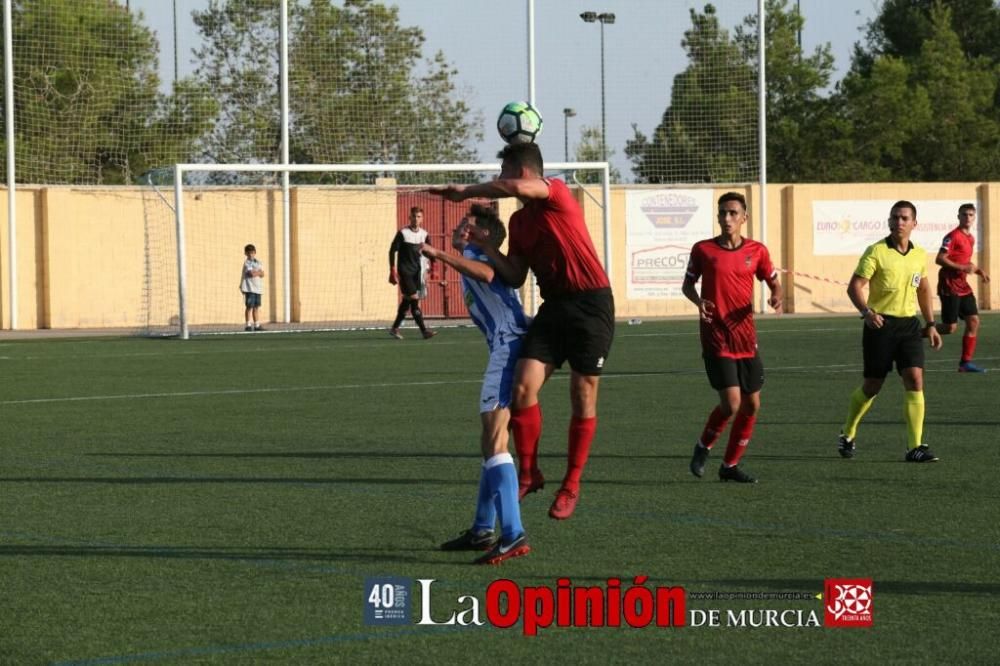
[170,162,611,339]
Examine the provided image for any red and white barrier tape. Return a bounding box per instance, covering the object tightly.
[776,268,849,287]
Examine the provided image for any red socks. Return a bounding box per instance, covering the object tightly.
[510,403,542,480]
[562,416,597,493]
[512,405,598,494]
[722,412,757,467]
[962,334,977,363]
[699,406,731,449]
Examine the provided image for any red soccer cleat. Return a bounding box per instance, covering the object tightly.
[518,469,545,501]
[548,488,579,520]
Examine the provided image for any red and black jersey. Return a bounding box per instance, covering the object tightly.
[686,237,776,358]
[509,178,609,299]
[937,228,974,297]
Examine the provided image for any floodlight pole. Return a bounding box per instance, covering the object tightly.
[563,108,577,162]
[580,12,615,163]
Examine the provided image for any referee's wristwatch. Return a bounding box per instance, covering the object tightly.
[859,307,872,319]
[924,320,937,329]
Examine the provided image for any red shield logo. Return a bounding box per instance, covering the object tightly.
[824,578,873,627]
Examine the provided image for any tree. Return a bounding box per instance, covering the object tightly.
[572,125,621,183]
[861,0,1000,65]
[734,0,837,182]
[838,0,1000,181]
[2,0,216,185]
[904,3,1000,179]
[626,4,757,183]
[191,0,281,168]
[193,0,483,183]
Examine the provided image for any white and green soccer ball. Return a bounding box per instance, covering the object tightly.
[497,101,543,144]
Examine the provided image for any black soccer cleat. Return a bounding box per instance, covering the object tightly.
[718,464,757,484]
[838,433,856,459]
[904,445,940,463]
[474,533,530,565]
[440,529,496,551]
[690,443,710,478]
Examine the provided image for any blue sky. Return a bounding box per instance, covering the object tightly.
[132,0,880,178]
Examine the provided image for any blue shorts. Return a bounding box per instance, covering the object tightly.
[479,337,522,414]
[244,292,262,308]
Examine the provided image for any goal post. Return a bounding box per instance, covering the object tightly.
[144,162,611,339]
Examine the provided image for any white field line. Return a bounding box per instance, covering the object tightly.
[0,355,992,406]
[0,326,861,361]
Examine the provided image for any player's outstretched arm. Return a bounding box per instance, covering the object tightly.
[420,244,494,283]
[427,178,549,202]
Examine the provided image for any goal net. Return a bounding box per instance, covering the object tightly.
[140,163,610,338]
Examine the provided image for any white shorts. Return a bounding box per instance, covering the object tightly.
[479,337,523,414]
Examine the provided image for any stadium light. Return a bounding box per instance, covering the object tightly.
[580,12,616,163]
[562,108,577,162]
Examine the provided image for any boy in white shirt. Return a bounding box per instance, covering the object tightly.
[240,243,265,331]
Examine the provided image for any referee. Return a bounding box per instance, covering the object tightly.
[838,200,943,462]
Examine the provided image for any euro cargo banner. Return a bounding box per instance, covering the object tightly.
[811,199,979,256]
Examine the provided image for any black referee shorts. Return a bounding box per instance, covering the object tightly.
[862,315,924,379]
[521,288,615,375]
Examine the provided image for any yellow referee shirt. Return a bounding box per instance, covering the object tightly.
[854,236,927,317]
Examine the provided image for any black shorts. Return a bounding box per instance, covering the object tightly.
[243,292,261,308]
[939,292,978,325]
[703,353,765,394]
[521,288,615,375]
[862,316,924,379]
[398,271,422,298]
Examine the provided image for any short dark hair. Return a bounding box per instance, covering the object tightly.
[409,206,423,216]
[498,142,544,175]
[718,191,747,211]
[958,202,976,215]
[244,243,256,253]
[468,203,507,248]
[891,200,917,217]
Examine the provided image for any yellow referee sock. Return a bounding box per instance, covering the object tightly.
[904,390,925,450]
[843,387,876,440]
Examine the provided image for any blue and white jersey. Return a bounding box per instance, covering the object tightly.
[462,244,530,350]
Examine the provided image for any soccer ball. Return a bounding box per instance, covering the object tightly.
[497,101,543,144]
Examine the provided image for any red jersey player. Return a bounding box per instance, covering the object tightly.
[682,192,783,483]
[935,203,990,372]
[428,142,614,520]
